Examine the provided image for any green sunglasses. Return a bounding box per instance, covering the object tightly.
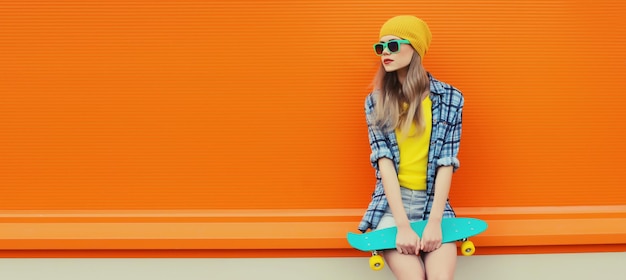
[373,39,411,55]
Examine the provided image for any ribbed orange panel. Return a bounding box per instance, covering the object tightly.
[1,1,625,210]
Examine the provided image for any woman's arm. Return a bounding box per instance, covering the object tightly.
[378,158,409,228]
[378,158,421,255]
[428,166,453,222]
[420,160,455,253]
[431,100,463,221]
[364,93,407,225]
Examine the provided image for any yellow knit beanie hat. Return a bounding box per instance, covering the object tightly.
[379,15,432,59]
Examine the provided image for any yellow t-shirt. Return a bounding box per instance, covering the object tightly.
[395,96,432,191]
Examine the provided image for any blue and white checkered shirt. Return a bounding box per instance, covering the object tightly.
[358,73,464,232]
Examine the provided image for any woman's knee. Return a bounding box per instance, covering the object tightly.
[423,243,456,280]
[383,250,426,280]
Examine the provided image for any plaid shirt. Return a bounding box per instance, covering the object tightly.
[358,73,464,232]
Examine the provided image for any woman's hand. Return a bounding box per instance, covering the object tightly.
[395,225,421,255]
[420,220,443,252]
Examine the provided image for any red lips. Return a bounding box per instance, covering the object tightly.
[383,59,394,64]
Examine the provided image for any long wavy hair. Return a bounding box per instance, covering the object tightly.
[371,52,430,138]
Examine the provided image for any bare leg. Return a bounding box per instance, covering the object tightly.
[422,243,457,280]
[383,250,426,280]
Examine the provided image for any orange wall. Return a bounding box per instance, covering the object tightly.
[1,0,625,210]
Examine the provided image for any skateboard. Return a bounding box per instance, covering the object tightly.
[347,217,488,270]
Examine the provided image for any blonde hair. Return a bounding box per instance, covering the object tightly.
[371,52,430,138]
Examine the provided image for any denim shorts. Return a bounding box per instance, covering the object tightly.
[375,187,427,230]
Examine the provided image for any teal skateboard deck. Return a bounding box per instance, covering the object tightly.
[347,217,487,252]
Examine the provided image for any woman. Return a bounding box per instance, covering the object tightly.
[358,15,464,280]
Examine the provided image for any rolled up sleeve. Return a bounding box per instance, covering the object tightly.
[436,105,463,172]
